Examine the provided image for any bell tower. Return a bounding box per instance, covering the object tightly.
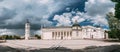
[25,19,30,40]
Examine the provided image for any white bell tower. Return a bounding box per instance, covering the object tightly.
[25,19,30,40]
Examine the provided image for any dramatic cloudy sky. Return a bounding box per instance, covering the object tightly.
[0,0,115,36]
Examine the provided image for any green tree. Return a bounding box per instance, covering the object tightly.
[34,35,41,39]
[111,0,120,19]
[107,12,120,39]
[14,35,21,39]
[0,35,21,40]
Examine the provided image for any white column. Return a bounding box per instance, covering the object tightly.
[54,32,56,39]
[60,31,61,39]
[64,31,66,39]
[56,32,58,39]
[67,31,69,39]
[53,32,54,39]
[62,32,64,39]
[70,31,72,39]
[69,31,70,39]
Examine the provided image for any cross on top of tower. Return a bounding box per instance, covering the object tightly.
[72,20,80,27]
[75,20,78,24]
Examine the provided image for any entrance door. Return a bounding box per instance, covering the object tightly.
[91,35,93,39]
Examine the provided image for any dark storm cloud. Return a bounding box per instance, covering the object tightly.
[0,8,16,21]
[0,0,115,35]
[0,0,87,30]
[50,0,87,15]
[0,0,3,2]
[0,8,17,28]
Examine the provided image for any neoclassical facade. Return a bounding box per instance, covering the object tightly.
[41,22,108,40]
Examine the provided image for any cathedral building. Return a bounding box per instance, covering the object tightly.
[41,21,108,40]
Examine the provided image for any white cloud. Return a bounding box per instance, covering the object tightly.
[0,0,115,35]
[85,0,115,16]
[84,0,115,26]
[53,0,115,27]
[0,29,42,35]
[66,7,71,11]
[72,15,85,23]
[90,15,108,26]
[0,0,64,27]
[0,29,16,35]
[53,13,72,26]
[38,0,50,4]
[53,11,86,26]
[34,30,41,35]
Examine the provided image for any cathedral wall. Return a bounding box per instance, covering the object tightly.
[42,31,52,39]
[72,31,84,39]
[71,31,77,39]
[94,30,105,39]
[42,27,72,40]
[41,26,108,40]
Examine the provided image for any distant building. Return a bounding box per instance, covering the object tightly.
[41,21,108,40]
[25,19,30,40]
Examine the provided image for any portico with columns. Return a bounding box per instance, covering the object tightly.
[52,31,72,40]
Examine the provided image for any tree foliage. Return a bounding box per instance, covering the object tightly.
[111,0,120,19]
[34,34,41,39]
[0,35,21,40]
[109,0,120,40]
[107,12,120,39]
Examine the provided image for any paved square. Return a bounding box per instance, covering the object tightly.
[0,40,120,50]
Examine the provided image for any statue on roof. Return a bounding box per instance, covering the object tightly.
[72,20,80,27]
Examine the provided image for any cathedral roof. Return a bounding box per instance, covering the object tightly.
[72,23,80,27]
[42,26,71,29]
